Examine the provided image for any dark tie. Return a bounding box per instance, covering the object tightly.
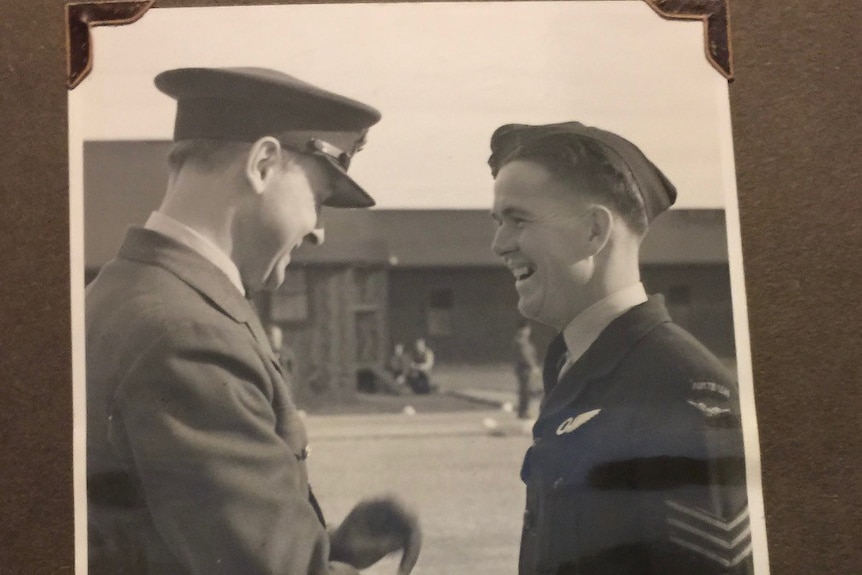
[557,350,573,381]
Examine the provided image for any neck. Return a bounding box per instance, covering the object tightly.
[563,243,642,329]
[159,171,237,259]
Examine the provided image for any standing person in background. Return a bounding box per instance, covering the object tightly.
[489,121,752,574]
[86,66,420,575]
[513,320,541,419]
[267,324,296,377]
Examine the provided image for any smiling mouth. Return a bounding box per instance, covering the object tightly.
[512,266,536,282]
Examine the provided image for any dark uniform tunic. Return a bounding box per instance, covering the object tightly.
[86,228,356,575]
[519,297,753,575]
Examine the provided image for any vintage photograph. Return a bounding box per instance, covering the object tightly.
[69,2,769,574]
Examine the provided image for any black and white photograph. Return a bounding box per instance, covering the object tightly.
[69,2,770,574]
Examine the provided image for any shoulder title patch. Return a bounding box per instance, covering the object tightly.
[691,381,731,398]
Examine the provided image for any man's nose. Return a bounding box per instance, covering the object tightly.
[305,227,325,246]
[492,224,513,256]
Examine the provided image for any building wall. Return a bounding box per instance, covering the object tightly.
[259,265,388,407]
[643,264,736,359]
[84,141,170,267]
[388,267,523,364]
[387,264,735,366]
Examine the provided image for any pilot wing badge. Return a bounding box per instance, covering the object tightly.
[556,409,602,435]
[687,400,732,417]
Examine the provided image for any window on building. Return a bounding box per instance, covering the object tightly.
[428,288,454,336]
[270,269,309,323]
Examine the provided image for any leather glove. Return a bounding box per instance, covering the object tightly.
[329,496,421,575]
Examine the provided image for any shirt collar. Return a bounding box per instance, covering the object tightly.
[144,211,245,296]
[561,281,648,366]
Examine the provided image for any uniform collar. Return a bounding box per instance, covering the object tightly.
[117,227,261,333]
[539,295,672,420]
[145,211,245,296]
[561,282,648,368]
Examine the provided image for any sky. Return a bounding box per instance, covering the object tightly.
[70,1,735,209]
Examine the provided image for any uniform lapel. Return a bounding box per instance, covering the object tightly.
[538,297,672,421]
[118,227,270,349]
[243,299,277,357]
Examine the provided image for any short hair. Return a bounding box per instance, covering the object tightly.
[493,134,649,236]
[166,139,250,174]
[167,138,311,178]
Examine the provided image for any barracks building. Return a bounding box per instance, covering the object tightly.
[84,141,736,405]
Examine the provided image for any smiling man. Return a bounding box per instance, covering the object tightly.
[86,67,420,575]
[489,122,753,575]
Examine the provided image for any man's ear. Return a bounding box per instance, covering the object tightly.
[586,205,614,255]
[244,137,283,194]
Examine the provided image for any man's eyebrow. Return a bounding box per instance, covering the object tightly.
[491,205,531,223]
[501,206,530,219]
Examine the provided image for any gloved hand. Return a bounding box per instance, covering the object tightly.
[329,496,421,575]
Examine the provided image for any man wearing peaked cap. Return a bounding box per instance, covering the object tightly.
[489,122,753,575]
[85,67,420,575]
[155,66,381,209]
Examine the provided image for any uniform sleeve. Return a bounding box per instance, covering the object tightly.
[112,320,359,575]
[638,381,754,575]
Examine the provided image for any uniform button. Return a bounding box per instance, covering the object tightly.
[553,477,563,490]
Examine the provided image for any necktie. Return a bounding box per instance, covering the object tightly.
[557,350,574,381]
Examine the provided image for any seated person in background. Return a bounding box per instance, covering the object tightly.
[356,343,412,396]
[407,338,435,395]
[386,343,412,385]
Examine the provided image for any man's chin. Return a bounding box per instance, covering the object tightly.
[518,298,557,328]
[262,273,285,291]
[517,299,539,322]
[259,270,283,292]
[260,256,292,291]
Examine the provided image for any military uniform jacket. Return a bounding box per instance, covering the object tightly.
[86,227,358,575]
[519,297,753,575]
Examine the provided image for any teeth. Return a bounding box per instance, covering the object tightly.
[512,266,534,280]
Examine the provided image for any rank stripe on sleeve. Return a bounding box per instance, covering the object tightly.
[665,500,752,567]
[669,536,753,568]
[668,518,751,549]
[665,500,749,531]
